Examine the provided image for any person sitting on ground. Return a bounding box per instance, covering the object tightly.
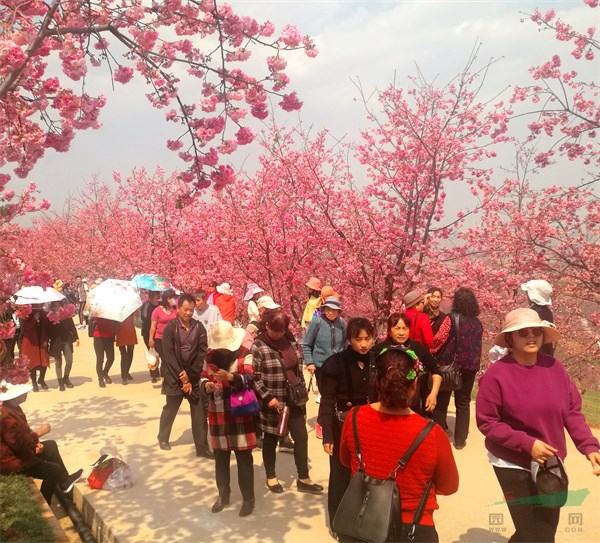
[339,346,459,542]
[0,380,83,504]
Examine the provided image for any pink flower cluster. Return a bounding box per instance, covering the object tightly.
[1,0,317,188]
[46,304,77,324]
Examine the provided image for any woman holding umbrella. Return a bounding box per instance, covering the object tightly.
[22,305,51,392]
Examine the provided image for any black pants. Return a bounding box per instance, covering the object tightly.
[214,449,254,501]
[119,345,134,378]
[78,302,86,325]
[93,336,114,379]
[432,369,477,445]
[157,392,209,453]
[54,341,74,380]
[338,524,438,543]
[493,466,560,542]
[20,440,68,504]
[30,366,47,385]
[328,416,352,524]
[262,406,309,479]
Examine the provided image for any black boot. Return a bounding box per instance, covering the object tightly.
[63,376,74,388]
[38,368,48,390]
[58,378,65,391]
[30,371,39,392]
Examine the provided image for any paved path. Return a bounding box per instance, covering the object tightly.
[24,333,600,542]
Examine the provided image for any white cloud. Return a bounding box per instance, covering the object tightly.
[4,0,596,209]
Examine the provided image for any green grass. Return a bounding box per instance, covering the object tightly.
[581,389,600,429]
[0,475,56,543]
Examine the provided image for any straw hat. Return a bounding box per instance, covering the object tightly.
[53,279,63,292]
[402,290,424,309]
[216,283,234,296]
[521,280,552,306]
[0,381,33,402]
[208,321,245,351]
[305,277,322,291]
[494,308,560,348]
[256,295,280,310]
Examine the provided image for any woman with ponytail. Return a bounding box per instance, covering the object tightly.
[339,346,459,542]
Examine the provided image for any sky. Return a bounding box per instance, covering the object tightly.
[4,0,596,216]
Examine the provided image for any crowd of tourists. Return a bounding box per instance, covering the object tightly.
[1,276,599,542]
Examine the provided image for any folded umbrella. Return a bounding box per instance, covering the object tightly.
[130,274,174,292]
[88,279,142,322]
[14,286,66,305]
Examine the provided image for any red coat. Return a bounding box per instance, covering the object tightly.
[340,406,459,526]
[405,307,433,348]
[21,311,50,369]
[215,294,236,324]
[116,315,138,346]
[0,402,40,474]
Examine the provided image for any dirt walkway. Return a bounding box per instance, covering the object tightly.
[24,332,600,542]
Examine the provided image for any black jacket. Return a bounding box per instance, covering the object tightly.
[161,318,207,396]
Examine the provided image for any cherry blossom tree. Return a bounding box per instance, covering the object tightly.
[1,0,316,189]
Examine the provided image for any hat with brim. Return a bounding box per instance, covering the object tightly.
[321,296,342,311]
[216,283,234,296]
[494,308,560,348]
[531,456,568,505]
[521,279,552,306]
[208,321,246,351]
[402,290,424,309]
[256,295,280,311]
[243,283,264,301]
[305,277,322,291]
[0,381,33,402]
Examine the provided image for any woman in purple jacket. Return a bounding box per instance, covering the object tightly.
[476,308,600,543]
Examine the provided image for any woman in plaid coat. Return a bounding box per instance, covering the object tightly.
[201,321,256,518]
[251,309,323,495]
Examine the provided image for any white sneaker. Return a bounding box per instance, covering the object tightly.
[315,394,321,404]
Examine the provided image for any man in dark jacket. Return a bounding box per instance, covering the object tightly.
[157,293,213,458]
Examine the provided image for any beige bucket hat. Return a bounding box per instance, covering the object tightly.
[494,308,560,348]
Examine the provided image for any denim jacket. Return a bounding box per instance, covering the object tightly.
[302,315,346,368]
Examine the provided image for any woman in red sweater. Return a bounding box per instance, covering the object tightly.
[340,346,459,542]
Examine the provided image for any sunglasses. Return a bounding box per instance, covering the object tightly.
[516,327,543,338]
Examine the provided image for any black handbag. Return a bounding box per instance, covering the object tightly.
[333,407,436,543]
[437,314,462,392]
[287,381,309,407]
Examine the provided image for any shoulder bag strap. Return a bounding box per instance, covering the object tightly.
[351,406,365,470]
[396,420,436,539]
[451,313,460,364]
[396,419,436,470]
